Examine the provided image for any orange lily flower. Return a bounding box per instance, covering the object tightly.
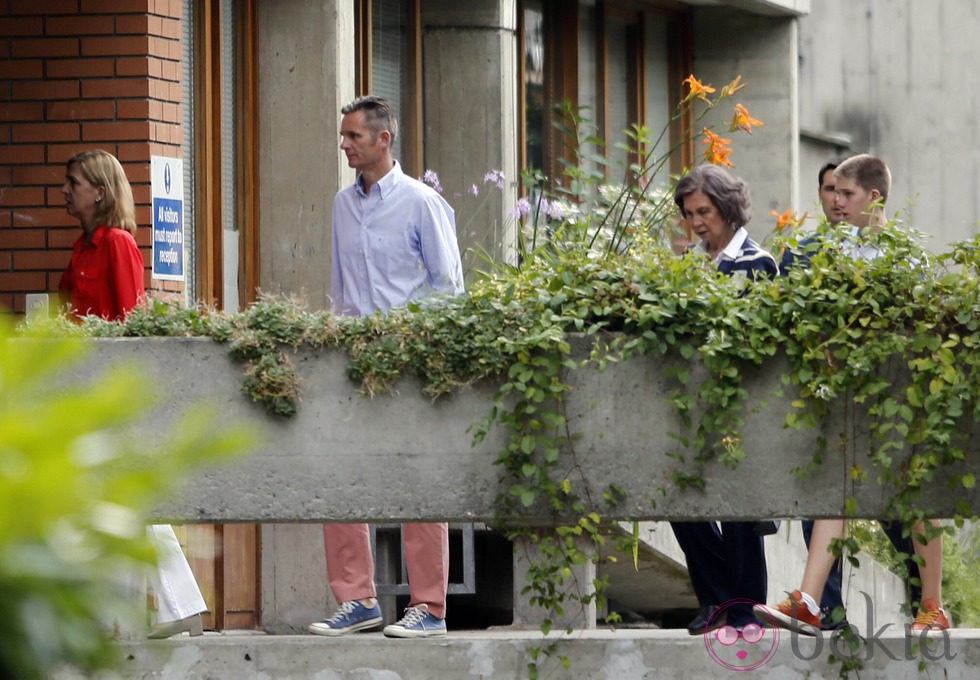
[718,75,747,99]
[770,208,809,231]
[731,103,763,134]
[701,128,733,167]
[682,74,716,104]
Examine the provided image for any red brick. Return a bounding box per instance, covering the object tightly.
[0,101,44,122]
[160,16,180,40]
[160,59,180,82]
[0,145,45,165]
[9,0,77,14]
[11,165,62,186]
[81,35,150,57]
[1,228,47,250]
[117,14,150,35]
[82,120,150,142]
[12,79,80,100]
[47,15,116,37]
[82,0,151,13]
[46,58,116,79]
[14,206,78,230]
[147,35,174,59]
[117,56,153,77]
[0,17,43,37]
[118,98,150,119]
[13,250,68,271]
[160,101,180,123]
[12,38,79,59]
[47,143,115,165]
[0,186,45,207]
[0,270,48,290]
[131,184,150,204]
[116,142,152,163]
[125,163,150,185]
[0,59,43,79]
[12,122,80,143]
[48,226,83,248]
[82,78,149,98]
[48,100,116,121]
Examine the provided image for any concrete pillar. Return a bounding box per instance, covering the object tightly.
[420,0,520,276]
[256,0,355,633]
[691,7,799,224]
[257,0,356,310]
[511,532,598,630]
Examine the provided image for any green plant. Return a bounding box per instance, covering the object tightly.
[0,318,255,679]
[17,75,980,679]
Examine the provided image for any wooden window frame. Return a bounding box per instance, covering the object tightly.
[186,0,262,634]
[355,0,423,177]
[519,0,693,185]
[193,0,261,310]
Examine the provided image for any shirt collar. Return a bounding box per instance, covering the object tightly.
[697,226,748,261]
[355,160,403,199]
[85,225,110,248]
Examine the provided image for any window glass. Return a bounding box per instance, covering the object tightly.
[220,0,240,311]
[523,0,545,172]
[372,0,408,163]
[181,0,196,304]
[606,14,631,176]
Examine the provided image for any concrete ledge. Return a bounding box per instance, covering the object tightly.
[53,629,980,679]
[60,337,978,523]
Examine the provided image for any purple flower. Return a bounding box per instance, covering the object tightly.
[484,170,506,190]
[469,184,479,197]
[513,197,532,218]
[541,199,564,222]
[422,169,443,193]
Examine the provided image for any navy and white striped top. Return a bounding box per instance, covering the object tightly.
[695,226,778,280]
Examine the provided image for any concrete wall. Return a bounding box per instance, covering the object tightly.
[797,0,980,250]
[60,336,977,523]
[421,1,520,275]
[258,0,356,309]
[691,7,801,244]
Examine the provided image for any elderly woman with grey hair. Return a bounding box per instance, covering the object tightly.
[674,163,777,279]
[669,164,777,636]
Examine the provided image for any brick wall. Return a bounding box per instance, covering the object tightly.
[0,0,185,315]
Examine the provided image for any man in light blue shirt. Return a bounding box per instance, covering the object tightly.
[330,104,463,316]
[310,96,462,640]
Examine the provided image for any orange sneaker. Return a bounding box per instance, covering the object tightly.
[753,590,821,637]
[909,599,951,636]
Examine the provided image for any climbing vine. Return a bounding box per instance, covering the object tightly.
[19,76,979,677]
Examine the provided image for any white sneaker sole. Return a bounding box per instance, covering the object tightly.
[753,604,819,637]
[308,617,382,637]
[382,626,447,639]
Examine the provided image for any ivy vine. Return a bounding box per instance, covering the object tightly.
[20,76,980,677]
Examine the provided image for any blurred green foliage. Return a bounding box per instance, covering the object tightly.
[0,318,255,679]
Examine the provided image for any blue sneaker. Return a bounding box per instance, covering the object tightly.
[308,600,382,636]
[382,604,447,638]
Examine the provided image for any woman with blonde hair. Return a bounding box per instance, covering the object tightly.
[58,149,143,320]
[58,149,207,638]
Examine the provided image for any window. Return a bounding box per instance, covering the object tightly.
[356,0,422,177]
[182,0,259,312]
[519,0,691,187]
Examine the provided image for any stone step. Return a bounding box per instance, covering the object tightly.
[53,628,978,679]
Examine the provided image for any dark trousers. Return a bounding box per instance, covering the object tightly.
[801,519,921,619]
[670,521,767,626]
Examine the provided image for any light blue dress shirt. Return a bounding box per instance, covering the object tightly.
[331,161,465,316]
